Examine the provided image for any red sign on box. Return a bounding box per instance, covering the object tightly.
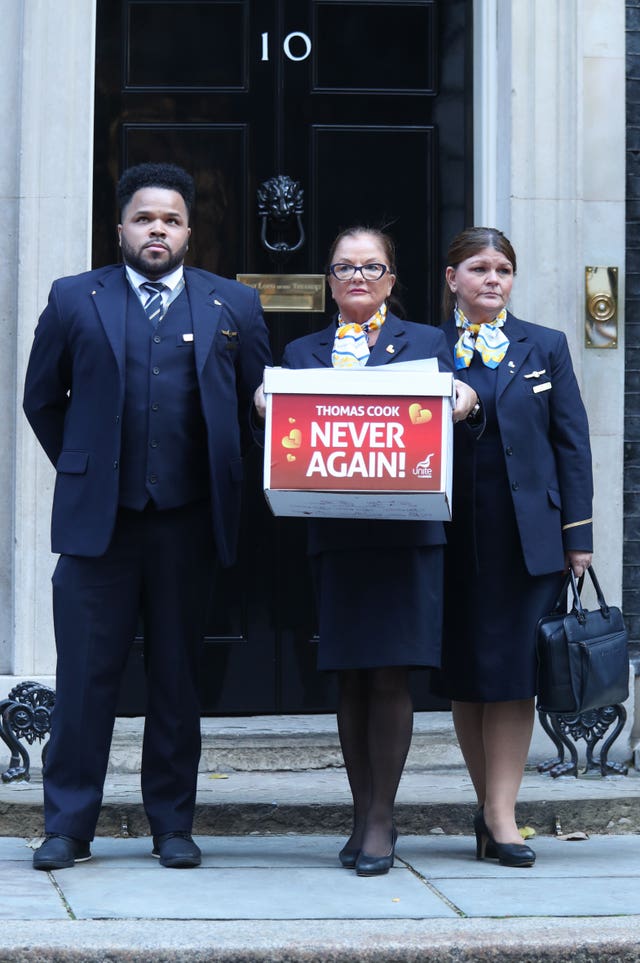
[270,393,444,492]
[263,366,453,520]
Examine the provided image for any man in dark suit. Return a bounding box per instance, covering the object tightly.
[24,162,271,870]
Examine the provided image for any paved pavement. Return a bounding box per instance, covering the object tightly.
[1,832,640,961]
[1,711,639,959]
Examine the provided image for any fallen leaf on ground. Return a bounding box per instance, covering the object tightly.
[25,838,44,850]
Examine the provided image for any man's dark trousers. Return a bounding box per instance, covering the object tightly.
[44,499,215,841]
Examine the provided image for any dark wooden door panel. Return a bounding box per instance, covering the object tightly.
[94,0,472,714]
[125,2,248,90]
[310,125,437,323]
[312,1,437,93]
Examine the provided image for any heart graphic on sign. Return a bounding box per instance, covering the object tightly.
[409,403,432,425]
[286,454,296,462]
[282,428,302,449]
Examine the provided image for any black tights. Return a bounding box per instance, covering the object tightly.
[337,666,413,857]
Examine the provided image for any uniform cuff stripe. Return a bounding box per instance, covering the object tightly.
[562,518,592,531]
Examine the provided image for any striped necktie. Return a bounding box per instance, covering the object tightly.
[141,282,166,327]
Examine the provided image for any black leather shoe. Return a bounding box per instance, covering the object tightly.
[355,827,398,877]
[474,808,498,859]
[474,810,535,867]
[152,832,201,868]
[338,846,360,869]
[33,834,91,870]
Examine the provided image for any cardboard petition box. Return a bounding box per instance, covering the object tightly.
[263,363,454,520]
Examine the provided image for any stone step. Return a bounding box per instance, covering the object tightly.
[1,917,638,963]
[3,766,640,839]
[103,710,635,774]
[2,712,639,839]
[106,712,466,774]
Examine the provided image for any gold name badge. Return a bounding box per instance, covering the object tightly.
[237,274,325,313]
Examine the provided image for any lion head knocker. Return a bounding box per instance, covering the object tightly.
[257,175,305,260]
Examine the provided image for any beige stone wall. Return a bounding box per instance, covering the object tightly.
[2,0,96,688]
[0,0,22,674]
[0,0,627,689]
[476,0,625,607]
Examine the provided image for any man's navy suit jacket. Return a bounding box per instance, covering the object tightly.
[441,311,593,576]
[23,264,271,567]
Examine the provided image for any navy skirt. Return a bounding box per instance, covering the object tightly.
[311,546,443,671]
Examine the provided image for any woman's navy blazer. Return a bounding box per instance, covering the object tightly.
[441,311,593,576]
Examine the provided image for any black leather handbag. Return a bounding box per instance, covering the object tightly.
[536,565,629,714]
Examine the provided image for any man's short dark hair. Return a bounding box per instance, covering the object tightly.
[117,163,196,217]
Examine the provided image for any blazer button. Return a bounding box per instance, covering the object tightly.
[153,335,161,344]
[505,446,513,456]
[151,403,159,411]
[512,481,519,491]
[150,439,159,448]
[152,366,160,375]
[113,460,119,470]
[148,474,158,484]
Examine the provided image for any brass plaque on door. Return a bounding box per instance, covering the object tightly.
[237,274,325,312]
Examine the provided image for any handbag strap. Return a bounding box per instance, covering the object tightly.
[585,564,609,617]
[568,570,587,623]
[568,565,610,626]
[549,572,571,614]
[549,564,608,621]
[550,569,585,615]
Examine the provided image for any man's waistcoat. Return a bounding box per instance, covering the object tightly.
[118,286,209,510]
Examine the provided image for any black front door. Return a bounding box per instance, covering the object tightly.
[94,0,473,714]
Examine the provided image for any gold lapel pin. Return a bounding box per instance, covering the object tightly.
[524,369,547,379]
[386,344,395,354]
[214,299,222,306]
[221,329,238,338]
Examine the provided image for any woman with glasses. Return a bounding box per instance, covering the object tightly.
[435,227,593,867]
[282,226,478,875]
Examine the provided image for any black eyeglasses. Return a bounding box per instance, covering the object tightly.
[329,262,389,281]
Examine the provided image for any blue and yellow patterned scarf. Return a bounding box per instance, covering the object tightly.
[454,306,509,369]
[331,303,388,369]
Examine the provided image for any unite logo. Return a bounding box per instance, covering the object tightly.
[412,453,435,478]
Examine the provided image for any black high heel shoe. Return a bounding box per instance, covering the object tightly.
[355,827,398,877]
[338,845,360,869]
[474,809,535,867]
[473,808,497,859]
